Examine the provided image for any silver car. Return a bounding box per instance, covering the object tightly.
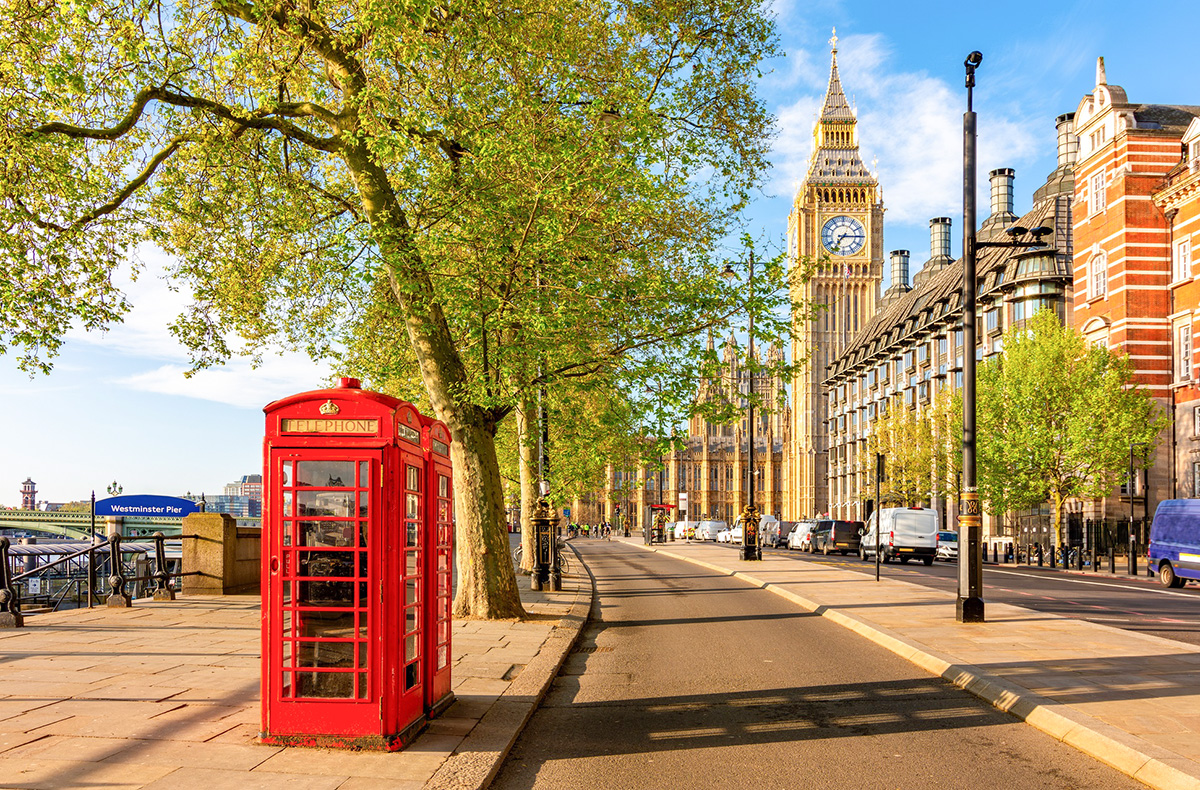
[787,521,816,551]
[936,530,958,561]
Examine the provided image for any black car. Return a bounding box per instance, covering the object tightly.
[811,519,862,555]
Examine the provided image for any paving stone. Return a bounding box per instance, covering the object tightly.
[141,765,346,790]
[0,755,178,789]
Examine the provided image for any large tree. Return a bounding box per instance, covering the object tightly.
[977,309,1164,547]
[1,0,785,617]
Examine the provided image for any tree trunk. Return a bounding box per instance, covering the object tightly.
[342,141,525,619]
[446,410,527,619]
[1051,488,1064,550]
[515,395,538,573]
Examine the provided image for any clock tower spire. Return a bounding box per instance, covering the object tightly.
[785,30,884,520]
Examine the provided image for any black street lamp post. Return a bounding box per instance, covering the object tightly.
[959,51,1052,623]
[724,253,761,561]
[1128,441,1150,576]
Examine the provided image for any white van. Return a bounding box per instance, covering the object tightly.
[694,520,727,541]
[859,507,939,566]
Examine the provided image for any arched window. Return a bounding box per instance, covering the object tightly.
[1089,251,1107,299]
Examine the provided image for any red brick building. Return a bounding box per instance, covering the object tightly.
[1072,57,1200,512]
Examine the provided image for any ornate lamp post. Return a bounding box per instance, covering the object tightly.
[723,253,761,562]
[959,51,1052,622]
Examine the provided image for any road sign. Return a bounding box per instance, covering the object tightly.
[563,508,571,518]
[678,493,688,521]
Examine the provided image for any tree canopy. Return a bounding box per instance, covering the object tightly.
[977,309,1164,546]
[1,0,791,617]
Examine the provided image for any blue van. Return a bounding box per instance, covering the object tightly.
[1148,499,1200,588]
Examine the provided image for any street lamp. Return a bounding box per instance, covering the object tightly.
[1128,441,1151,575]
[107,480,123,497]
[723,253,761,561]
[959,50,1052,623]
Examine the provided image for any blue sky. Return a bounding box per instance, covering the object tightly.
[3,0,1199,506]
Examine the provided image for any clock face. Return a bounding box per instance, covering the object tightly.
[822,215,866,256]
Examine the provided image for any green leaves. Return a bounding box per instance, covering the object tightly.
[976,309,1164,540]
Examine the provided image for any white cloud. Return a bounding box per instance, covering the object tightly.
[770,32,1040,229]
[119,354,331,409]
[65,242,334,408]
[66,243,194,361]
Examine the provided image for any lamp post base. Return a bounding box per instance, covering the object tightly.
[740,545,761,561]
[956,596,985,623]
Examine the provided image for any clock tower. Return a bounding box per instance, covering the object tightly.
[785,30,884,520]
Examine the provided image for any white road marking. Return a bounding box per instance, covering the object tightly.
[983,568,1199,599]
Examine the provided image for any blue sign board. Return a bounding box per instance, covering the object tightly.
[95,495,199,518]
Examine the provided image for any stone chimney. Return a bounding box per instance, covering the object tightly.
[1056,113,1078,168]
[891,250,910,291]
[980,168,1017,237]
[990,168,1016,222]
[929,217,952,263]
[912,217,954,286]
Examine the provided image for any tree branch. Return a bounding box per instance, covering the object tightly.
[33,86,341,151]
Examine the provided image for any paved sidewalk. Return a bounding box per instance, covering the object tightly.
[0,557,589,790]
[619,536,1200,790]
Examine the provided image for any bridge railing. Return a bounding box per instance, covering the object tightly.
[0,532,191,627]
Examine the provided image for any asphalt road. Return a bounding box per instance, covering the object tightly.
[492,540,1144,790]
[754,542,1200,646]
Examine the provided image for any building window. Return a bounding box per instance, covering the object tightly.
[1175,239,1192,283]
[1088,170,1105,216]
[1193,405,1200,436]
[1176,322,1193,382]
[1089,252,1107,299]
[985,308,999,333]
[916,344,927,364]
[1194,462,1200,497]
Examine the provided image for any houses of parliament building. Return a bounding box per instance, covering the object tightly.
[574,34,884,530]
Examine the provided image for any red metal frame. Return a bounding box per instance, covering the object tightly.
[260,380,452,750]
[421,414,454,715]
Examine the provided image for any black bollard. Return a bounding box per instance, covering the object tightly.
[1049,545,1057,569]
[1108,547,1116,574]
[1037,545,1043,567]
[1127,533,1137,577]
[992,543,998,564]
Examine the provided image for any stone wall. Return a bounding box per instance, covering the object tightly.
[181,512,261,595]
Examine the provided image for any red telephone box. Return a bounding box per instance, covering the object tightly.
[421,414,454,716]
[260,378,453,750]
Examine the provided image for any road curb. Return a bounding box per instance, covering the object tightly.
[630,541,1200,790]
[425,543,593,790]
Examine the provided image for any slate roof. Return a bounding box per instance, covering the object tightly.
[825,195,1071,385]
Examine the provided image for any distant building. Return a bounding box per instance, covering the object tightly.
[824,111,1077,536]
[20,478,36,509]
[576,336,790,530]
[208,474,264,518]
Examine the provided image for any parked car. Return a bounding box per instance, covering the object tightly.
[716,526,733,543]
[811,519,861,555]
[769,520,798,549]
[860,507,938,565]
[936,530,959,561]
[1149,499,1200,588]
[694,520,727,541]
[788,520,816,551]
[673,521,696,540]
[758,516,785,548]
[730,524,744,543]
